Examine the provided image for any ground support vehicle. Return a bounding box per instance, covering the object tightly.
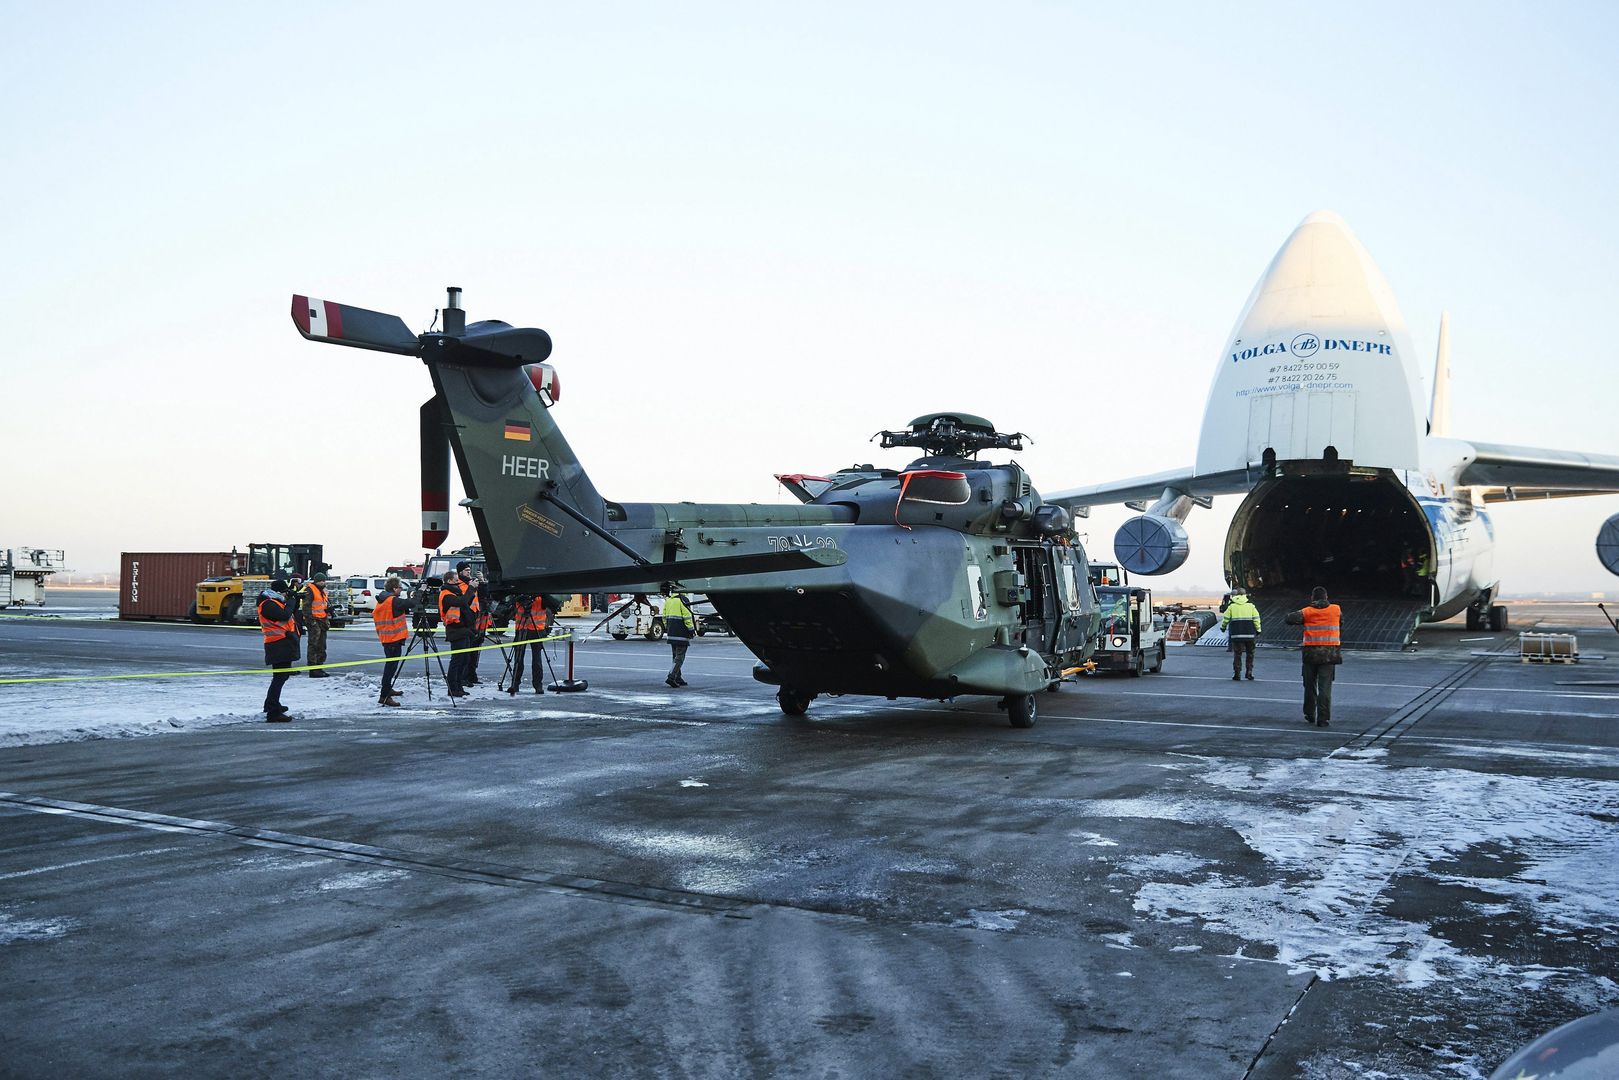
[606,596,664,640]
[1,548,65,606]
[1090,585,1166,676]
[192,543,331,624]
[691,597,732,637]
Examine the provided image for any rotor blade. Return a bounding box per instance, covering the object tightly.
[424,323,553,368]
[291,295,419,355]
[510,546,847,593]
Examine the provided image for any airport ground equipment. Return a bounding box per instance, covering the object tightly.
[0,548,65,607]
[1090,585,1166,675]
[1519,632,1579,663]
[605,595,663,640]
[1088,561,1127,587]
[291,288,1102,727]
[192,543,331,624]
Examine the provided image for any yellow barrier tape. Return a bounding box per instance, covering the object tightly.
[0,632,573,685]
[0,612,364,631]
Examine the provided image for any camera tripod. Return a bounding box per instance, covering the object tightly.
[497,631,557,694]
[400,626,457,707]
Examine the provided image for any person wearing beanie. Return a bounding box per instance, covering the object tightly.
[257,577,302,721]
[1220,589,1262,681]
[1285,586,1344,727]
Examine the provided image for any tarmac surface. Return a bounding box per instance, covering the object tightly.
[2,594,1617,1078]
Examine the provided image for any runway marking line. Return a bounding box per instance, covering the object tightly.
[0,791,750,918]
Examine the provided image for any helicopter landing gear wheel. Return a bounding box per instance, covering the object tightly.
[777,687,814,716]
[1005,693,1037,728]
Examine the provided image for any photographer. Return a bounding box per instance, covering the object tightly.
[257,576,301,722]
[438,569,476,697]
[507,593,552,696]
[372,576,414,706]
[458,560,490,687]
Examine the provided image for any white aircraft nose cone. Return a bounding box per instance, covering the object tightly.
[1298,209,1348,229]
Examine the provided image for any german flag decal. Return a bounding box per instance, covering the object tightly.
[503,419,531,442]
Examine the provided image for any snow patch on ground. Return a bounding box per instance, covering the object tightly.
[0,668,632,746]
[1123,852,1212,877]
[0,911,74,944]
[1084,754,1619,986]
[1069,831,1118,847]
[951,908,1027,932]
[316,869,411,892]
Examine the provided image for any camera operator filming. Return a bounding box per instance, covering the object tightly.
[438,569,477,697]
[372,575,415,706]
[507,593,553,695]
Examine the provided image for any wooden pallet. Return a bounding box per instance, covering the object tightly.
[1521,654,1579,664]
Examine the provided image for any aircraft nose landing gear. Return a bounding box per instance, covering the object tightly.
[1002,693,1037,728]
[777,687,815,716]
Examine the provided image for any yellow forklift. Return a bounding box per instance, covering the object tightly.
[192,543,330,624]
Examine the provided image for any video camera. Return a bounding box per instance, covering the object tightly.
[407,575,445,632]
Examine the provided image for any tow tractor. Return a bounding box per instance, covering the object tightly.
[606,594,664,640]
[1091,581,1167,676]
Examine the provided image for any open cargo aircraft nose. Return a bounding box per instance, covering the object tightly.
[1048,211,1619,648]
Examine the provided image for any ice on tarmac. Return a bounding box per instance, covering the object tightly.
[4,650,1616,1047]
[1083,755,1619,988]
[0,669,528,747]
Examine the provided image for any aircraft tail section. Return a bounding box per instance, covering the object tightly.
[425,351,616,587]
[293,289,847,593]
[1195,211,1427,475]
[1429,311,1452,437]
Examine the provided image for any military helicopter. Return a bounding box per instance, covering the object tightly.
[290,288,1101,726]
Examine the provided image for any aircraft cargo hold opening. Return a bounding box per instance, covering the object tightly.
[1223,473,1432,649]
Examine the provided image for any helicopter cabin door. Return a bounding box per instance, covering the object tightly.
[1013,543,1060,655]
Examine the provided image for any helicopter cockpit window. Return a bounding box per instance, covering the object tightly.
[1061,564,1083,611]
[897,470,971,506]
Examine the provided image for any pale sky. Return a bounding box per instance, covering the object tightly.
[5,2,1616,593]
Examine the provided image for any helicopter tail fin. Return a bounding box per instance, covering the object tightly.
[293,290,844,592]
[424,349,618,587]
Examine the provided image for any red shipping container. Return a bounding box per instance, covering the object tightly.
[118,552,238,620]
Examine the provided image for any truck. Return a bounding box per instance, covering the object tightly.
[192,543,334,625]
[1,548,66,607]
[1091,584,1168,676]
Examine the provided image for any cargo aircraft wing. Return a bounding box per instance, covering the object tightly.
[1046,466,1257,512]
[1458,441,1619,498]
